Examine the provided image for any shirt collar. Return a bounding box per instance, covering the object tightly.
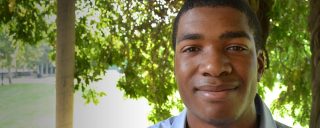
[255,94,277,128]
[172,109,187,128]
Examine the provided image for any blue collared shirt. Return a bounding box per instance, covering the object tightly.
[149,94,287,128]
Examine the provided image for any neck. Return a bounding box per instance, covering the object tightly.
[187,103,257,128]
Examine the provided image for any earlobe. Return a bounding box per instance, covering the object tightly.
[257,50,265,82]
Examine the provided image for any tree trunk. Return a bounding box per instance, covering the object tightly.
[6,54,12,84]
[56,0,75,128]
[309,0,320,127]
[246,0,273,69]
[1,73,3,85]
[8,66,11,84]
[247,0,273,45]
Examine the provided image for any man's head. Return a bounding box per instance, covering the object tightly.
[172,0,264,53]
[173,0,265,127]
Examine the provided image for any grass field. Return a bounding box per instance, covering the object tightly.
[0,71,152,128]
[0,84,55,128]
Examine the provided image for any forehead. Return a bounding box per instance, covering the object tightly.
[179,7,250,29]
[177,7,253,40]
[186,6,245,20]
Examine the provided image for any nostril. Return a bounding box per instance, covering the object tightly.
[220,71,229,76]
[203,72,211,76]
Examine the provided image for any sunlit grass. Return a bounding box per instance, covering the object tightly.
[0,83,55,128]
[0,72,152,128]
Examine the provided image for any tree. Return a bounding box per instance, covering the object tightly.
[0,31,15,84]
[309,0,320,127]
[56,0,75,128]
[13,43,51,75]
[266,1,311,126]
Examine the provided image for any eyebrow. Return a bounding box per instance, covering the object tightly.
[219,31,251,40]
[177,31,251,44]
[177,33,203,43]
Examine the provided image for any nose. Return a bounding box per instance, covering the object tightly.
[199,50,232,77]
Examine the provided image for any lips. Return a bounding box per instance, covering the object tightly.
[193,80,239,101]
[196,85,238,92]
[194,77,239,92]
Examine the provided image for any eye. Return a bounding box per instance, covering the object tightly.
[226,45,247,51]
[182,46,200,53]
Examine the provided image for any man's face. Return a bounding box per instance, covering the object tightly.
[174,7,264,124]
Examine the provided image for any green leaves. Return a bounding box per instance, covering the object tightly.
[0,32,14,67]
[0,0,55,45]
[82,88,107,105]
[264,0,311,126]
[93,0,183,122]
[71,1,182,122]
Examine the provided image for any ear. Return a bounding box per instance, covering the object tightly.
[257,50,265,82]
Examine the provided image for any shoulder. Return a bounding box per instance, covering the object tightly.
[148,117,176,128]
[149,109,187,128]
[275,121,291,128]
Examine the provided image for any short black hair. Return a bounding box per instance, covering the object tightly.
[172,0,264,52]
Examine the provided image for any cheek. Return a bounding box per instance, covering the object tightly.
[235,57,258,87]
[174,56,197,98]
[174,56,195,80]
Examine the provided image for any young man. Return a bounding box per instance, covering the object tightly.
[150,0,290,128]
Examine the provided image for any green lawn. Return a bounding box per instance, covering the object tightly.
[0,84,55,128]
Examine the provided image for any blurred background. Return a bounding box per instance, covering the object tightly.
[1,0,319,128]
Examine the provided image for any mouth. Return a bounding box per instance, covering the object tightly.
[196,85,238,92]
[195,85,239,101]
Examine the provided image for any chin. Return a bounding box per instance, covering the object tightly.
[201,106,239,125]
